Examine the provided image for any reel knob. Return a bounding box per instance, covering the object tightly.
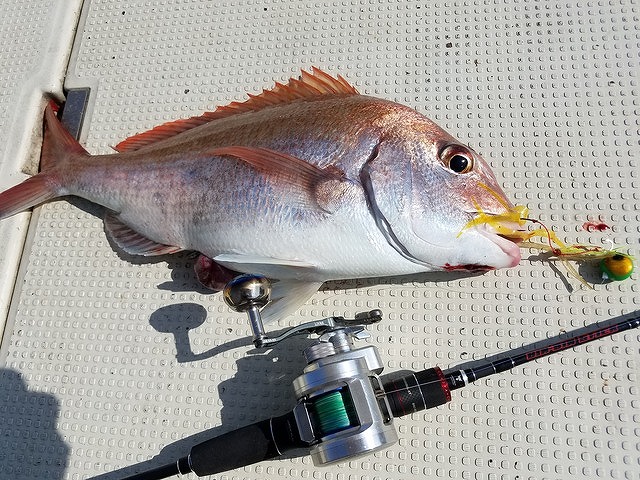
[223,274,271,312]
[223,274,271,347]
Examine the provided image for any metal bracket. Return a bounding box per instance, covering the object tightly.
[60,88,90,141]
[256,310,382,348]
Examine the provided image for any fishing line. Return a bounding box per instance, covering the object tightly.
[519,216,557,251]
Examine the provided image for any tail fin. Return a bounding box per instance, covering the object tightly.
[0,101,89,220]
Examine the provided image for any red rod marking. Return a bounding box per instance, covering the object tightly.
[525,324,621,361]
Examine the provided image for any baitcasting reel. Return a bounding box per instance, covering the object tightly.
[224,273,399,466]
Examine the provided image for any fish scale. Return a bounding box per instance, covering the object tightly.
[0,68,523,321]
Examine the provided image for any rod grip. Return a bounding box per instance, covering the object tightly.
[189,412,303,476]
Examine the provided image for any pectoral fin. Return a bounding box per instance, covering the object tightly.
[261,279,323,323]
[212,253,316,278]
[210,146,350,213]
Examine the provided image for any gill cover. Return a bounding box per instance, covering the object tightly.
[360,140,437,268]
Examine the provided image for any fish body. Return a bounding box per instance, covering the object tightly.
[0,69,523,320]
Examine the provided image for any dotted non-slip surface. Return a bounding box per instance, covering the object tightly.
[1,1,639,480]
[0,0,82,333]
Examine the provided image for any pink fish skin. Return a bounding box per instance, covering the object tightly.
[0,68,522,320]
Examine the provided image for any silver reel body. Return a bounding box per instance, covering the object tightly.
[293,329,398,465]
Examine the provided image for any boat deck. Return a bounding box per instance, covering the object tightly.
[0,1,638,479]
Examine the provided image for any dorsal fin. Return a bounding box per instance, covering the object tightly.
[115,67,359,153]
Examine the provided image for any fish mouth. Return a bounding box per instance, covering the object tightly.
[461,204,531,268]
[480,227,523,267]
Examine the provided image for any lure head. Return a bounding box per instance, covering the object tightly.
[600,254,634,281]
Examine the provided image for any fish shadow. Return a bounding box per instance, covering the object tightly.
[154,252,214,294]
[0,369,70,480]
[86,335,311,479]
[64,197,164,268]
[321,270,487,292]
[146,270,492,365]
[156,262,488,297]
[67,196,222,295]
[435,309,639,377]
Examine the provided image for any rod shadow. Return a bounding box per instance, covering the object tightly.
[436,309,639,378]
[87,334,312,480]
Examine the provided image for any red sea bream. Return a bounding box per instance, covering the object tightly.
[0,68,525,320]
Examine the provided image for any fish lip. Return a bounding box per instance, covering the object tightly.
[476,225,523,267]
[496,232,525,245]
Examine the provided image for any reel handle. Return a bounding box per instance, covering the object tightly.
[223,274,271,346]
[223,274,382,348]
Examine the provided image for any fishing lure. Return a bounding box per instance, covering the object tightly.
[461,205,634,286]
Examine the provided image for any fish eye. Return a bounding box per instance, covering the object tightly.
[439,145,474,174]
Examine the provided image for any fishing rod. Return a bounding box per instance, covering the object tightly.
[114,275,639,480]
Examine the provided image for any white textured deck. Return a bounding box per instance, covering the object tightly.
[0,1,638,480]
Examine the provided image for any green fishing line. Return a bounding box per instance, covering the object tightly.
[311,390,356,436]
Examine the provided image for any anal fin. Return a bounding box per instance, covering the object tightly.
[104,212,183,256]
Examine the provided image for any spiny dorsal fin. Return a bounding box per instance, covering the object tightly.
[115,67,359,152]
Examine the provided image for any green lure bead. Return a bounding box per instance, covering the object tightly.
[600,254,634,281]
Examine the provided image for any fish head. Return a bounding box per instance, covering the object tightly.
[361,117,526,272]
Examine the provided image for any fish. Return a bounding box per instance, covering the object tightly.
[0,68,526,321]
